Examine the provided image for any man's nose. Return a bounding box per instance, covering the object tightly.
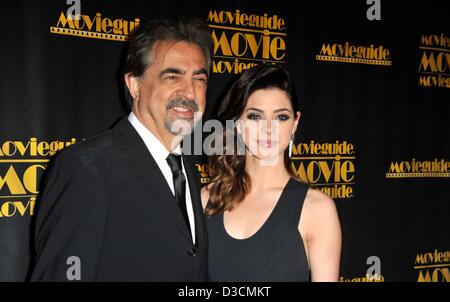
[179,78,196,101]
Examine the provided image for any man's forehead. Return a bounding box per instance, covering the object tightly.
[143,40,206,77]
[153,40,205,64]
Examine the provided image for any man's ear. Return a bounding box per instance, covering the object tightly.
[124,73,140,101]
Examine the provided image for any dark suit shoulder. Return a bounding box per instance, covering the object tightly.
[54,118,132,170]
[63,128,115,157]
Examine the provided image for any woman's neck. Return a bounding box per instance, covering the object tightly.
[245,153,291,191]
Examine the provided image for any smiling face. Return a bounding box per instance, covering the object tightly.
[125,40,208,149]
[238,88,300,161]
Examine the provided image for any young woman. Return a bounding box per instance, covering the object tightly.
[202,64,341,282]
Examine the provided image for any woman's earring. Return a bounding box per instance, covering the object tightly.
[289,135,294,157]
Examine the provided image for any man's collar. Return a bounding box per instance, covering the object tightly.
[128,112,182,162]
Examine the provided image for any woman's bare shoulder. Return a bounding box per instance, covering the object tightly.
[304,187,336,210]
[301,187,340,236]
[301,187,341,281]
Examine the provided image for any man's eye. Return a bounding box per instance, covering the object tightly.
[166,75,177,80]
[195,77,207,82]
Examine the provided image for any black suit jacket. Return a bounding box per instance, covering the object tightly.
[30,117,208,281]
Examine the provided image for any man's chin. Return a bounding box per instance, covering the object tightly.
[166,119,194,136]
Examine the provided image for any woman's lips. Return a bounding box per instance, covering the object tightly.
[256,140,277,148]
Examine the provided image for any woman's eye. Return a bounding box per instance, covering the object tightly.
[277,115,290,121]
[247,114,261,120]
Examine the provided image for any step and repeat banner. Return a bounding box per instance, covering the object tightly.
[0,0,448,281]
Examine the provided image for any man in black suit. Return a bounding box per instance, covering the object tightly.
[30,17,212,281]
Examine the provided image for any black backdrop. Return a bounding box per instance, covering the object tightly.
[0,0,448,282]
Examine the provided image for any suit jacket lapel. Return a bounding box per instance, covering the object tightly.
[112,117,191,239]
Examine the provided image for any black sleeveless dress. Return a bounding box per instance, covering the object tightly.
[207,178,310,282]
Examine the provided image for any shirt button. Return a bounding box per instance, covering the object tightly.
[188,248,197,257]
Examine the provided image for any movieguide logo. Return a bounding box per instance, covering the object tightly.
[316,42,392,66]
[418,33,450,89]
[290,140,356,199]
[386,158,450,178]
[50,11,140,42]
[0,138,76,218]
[415,249,450,282]
[207,9,287,74]
[339,274,384,282]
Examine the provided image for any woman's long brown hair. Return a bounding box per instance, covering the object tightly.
[205,64,300,216]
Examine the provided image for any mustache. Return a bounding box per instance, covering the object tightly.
[166,98,199,112]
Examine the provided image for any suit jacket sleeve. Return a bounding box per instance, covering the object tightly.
[30,148,107,281]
